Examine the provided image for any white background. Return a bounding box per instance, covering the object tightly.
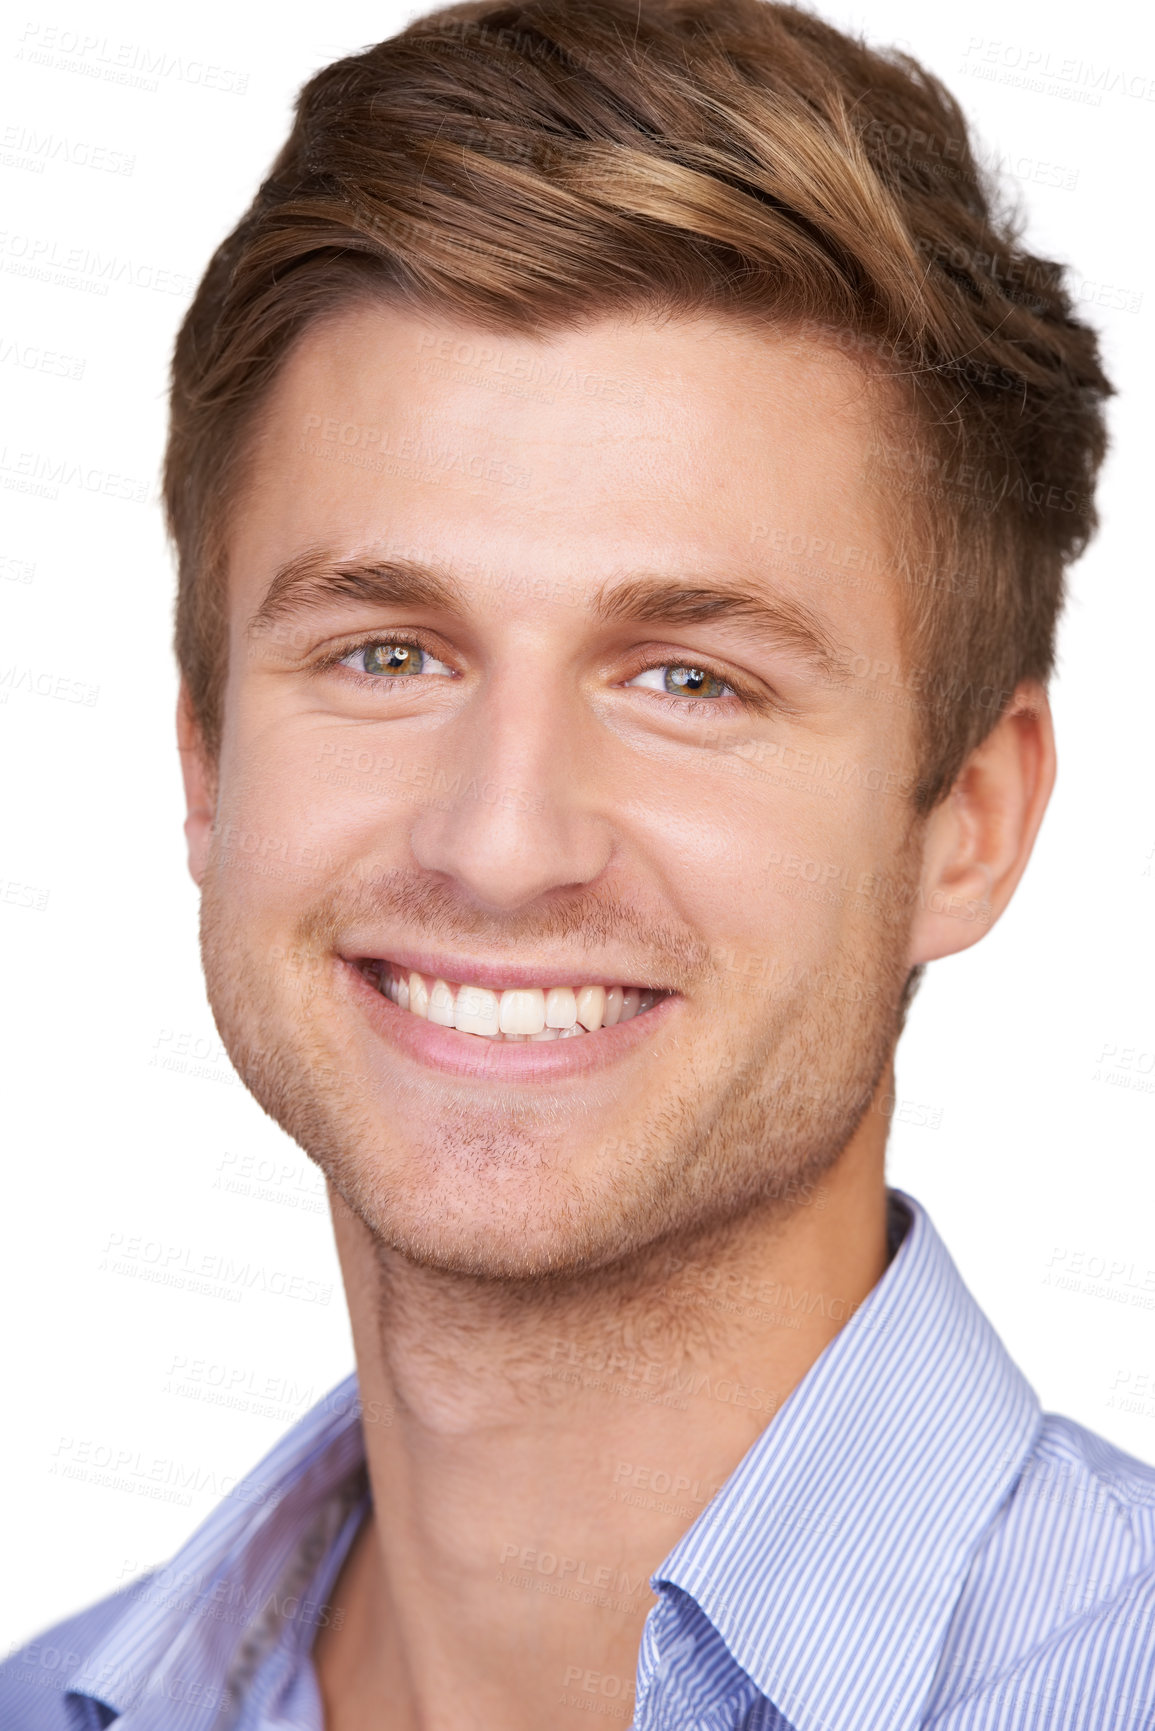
[1,0,1152,1652]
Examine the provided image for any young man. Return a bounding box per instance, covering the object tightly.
[4,0,1151,1726]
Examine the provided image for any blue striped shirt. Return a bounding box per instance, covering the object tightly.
[3,1189,1154,1729]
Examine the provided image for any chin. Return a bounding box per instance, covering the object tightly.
[327,1156,658,1285]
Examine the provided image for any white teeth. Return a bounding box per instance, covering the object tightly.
[575,984,606,1032]
[373,963,665,1040]
[545,986,578,1030]
[455,983,500,1037]
[499,987,547,1036]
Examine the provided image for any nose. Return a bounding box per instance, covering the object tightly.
[406,672,616,912]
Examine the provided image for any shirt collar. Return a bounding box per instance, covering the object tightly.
[66,1191,1041,1731]
[65,1376,368,1728]
[644,1188,1043,1731]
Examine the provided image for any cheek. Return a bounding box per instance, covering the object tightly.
[213,711,422,913]
[637,764,891,954]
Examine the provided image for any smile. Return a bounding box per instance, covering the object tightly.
[356,960,669,1042]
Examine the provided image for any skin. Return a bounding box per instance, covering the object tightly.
[177,304,1055,1729]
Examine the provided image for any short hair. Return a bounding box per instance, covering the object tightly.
[166,0,1112,811]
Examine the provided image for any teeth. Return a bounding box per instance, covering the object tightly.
[428,979,456,1027]
[545,986,578,1030]
[455,983,500,1036]
[576,985,606,1031]
[499,988,547,1036]
[371,964,666,1040]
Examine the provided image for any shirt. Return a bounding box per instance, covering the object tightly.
[3,1187,1154,1730]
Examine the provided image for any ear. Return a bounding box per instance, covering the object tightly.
[176,680,217,888]
[908,679,1056,966]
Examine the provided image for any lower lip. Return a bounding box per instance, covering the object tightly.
[338,958,679,1082]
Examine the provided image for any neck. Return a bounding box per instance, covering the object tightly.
[313,1061,895,1731]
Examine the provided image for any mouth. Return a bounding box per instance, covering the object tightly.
[354,958,672,1042]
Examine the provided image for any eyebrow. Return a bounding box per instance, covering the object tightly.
[592,574,850,681]
[247,549,851,681]
[248,549,466,636]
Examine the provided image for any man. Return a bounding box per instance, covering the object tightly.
[3,0,1151,1725]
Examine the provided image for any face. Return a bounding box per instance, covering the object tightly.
[190,305,927,1281]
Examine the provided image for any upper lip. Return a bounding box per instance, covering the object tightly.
[340,945,673,993]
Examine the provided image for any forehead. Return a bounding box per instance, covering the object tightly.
[227,302,902,645]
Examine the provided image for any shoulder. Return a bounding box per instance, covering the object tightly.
[0,1574,153,1729]
[927,1416,1155,1727]
[1010,1412,1155,1543]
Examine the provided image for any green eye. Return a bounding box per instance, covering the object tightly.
[363,643,423,676]
[664,665,727,698]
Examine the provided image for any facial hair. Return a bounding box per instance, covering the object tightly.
[197,821,923,1297]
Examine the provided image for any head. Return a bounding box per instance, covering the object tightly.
[170,0,1110,1283]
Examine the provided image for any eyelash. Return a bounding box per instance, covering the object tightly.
[312,632,773,715]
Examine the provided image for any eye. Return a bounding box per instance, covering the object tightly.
[624,663,735,700]
[338,640,454,680]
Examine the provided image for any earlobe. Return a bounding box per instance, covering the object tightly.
[176,681,216,888]
[907,681,1056,967]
